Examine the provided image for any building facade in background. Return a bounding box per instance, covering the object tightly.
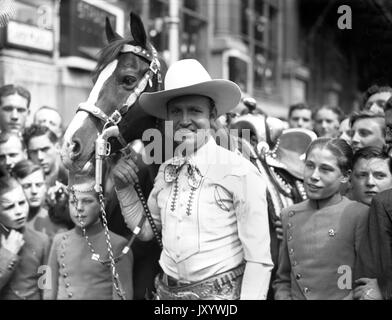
[0,0,382,124]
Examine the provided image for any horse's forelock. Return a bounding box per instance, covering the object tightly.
[92,38,131,83]
[92,38,156,83]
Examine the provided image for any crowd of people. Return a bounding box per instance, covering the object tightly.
[1,57,392,300]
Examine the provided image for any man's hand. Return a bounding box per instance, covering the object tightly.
[1,230,25,255]
[353,278,383,300]
[112,155,140,190]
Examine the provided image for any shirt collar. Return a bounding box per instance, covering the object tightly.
[187,136,217,176]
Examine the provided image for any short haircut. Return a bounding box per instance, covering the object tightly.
[352,146,391,174]
[0,166,20,196]
[0,132,26,150]
[23,124,58,147]
[361,84,392,109]
[306,138,353,175]
[288,103,311,119]
[349,110,385,129]
[11,159,44,180]
[0,84,31,108]
[313,105,345,123]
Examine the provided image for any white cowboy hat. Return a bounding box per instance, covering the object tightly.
[139,59,242,119]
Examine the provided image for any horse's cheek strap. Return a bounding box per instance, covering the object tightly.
[120,69,154,114]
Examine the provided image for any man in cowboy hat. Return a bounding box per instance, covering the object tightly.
[112,59,273,300]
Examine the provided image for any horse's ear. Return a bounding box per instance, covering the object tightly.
[130,12,147,47]
[105,17,122,43]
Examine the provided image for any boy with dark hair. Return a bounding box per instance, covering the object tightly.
[351,146,392,206]
[349,111,385,152]
[0,132,27,172]
[0,84,31,134]
[288,103,312,130]
[355,101,392,300]
[0,166,49,299]
[23,124,67,187]
[361,84,392,114]
[12,159,69,240]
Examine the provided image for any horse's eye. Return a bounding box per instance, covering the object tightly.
[123,75,137,87]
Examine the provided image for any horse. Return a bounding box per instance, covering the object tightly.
[61,12,167,300]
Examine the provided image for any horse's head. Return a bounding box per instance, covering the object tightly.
[62,12,167,172]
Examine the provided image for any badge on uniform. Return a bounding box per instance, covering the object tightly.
[91,253,100,261]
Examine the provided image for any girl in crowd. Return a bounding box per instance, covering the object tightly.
[0,167,49,299]
[12,160,68,241]
[273,138,369,299]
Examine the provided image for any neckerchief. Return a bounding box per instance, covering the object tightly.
[164,157,203,189]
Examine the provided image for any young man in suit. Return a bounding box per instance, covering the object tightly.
[354,98,392,300]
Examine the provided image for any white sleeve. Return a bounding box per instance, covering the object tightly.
[115,168,164,241]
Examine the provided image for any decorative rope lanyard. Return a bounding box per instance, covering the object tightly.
[133,182,163,248]
[269,166,293,197]
[119,144,163,249]
[69,187,126,300]
[169,164,202,216]
[295,180,308,201]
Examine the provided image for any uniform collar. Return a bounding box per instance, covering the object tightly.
[309,193,344,210]
[75,221,104,237]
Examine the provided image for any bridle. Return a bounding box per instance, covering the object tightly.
[77,42,163,146]
[69,42,164,299]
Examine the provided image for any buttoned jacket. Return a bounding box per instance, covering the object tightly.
[273,196,369,300]
[0,226,49,299]
[44,223,133,300]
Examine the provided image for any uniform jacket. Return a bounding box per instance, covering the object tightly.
[44,222,133,300]
[356,189,392,299]
[27,207,68,242]
[0,225,49,300]
[273,196,369,300]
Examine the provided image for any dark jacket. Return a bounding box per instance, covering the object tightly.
[356,189,392,300]
[0,226,49,299]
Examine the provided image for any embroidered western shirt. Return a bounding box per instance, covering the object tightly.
[117,137,273,298]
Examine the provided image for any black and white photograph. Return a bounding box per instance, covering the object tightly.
[0,0,392,311]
